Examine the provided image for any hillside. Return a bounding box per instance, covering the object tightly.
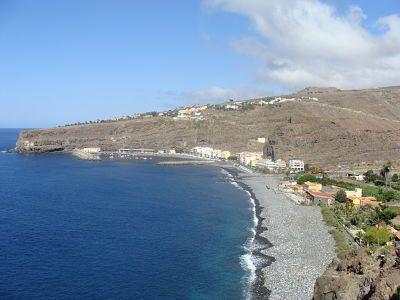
[15,86,400,169]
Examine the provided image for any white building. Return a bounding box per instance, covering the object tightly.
[276,159,287,169]
[237,152,263,166]
[211,149,223,159]
[83,147,101,153]
[354,175,365,181]
[256,159,286,170]
[257,137,266,144]
[192,146,214,158]
[225,104,239,110]
[289,160,305,173]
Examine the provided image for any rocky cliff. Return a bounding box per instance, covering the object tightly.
[313,249,400,300]
[15,86,400,168]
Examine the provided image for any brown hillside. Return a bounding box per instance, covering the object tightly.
[16,86,400,169]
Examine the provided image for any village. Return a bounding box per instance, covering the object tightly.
[62,95,319,127]
[280,166,400,255]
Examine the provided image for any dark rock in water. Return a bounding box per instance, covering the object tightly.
[313,249,400,300]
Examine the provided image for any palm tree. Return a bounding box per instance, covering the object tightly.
[380,162,392,187]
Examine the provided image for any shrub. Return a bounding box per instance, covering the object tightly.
[335,190,347,203]
[392,173,399,182]
[297,174,317,184]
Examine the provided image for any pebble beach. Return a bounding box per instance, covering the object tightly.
[230,168,336,300]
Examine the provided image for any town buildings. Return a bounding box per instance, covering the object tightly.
[236,152,263,166]
[191,146,231,159]
[303,181,322,192]
[289,160,305,173]
[306,190,335,205]
[83,147,101,153]
[256,159,287,171]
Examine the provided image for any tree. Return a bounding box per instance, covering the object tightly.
[363,226,392,246]
[297,174,317,184]
[380,162,392,179]
[335,190,347,203]
[392,173,399,182]
[364,170,376,183]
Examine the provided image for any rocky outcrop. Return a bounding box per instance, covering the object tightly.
[313,249,400,300]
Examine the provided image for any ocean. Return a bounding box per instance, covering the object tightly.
[0,129,255,299]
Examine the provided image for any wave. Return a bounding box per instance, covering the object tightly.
[223,169,258,300]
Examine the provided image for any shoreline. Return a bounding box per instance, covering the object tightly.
[220,166,274,300]
[12,151,335,299]
[220,164,336,300]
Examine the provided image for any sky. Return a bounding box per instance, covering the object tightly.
[0,0,399,128]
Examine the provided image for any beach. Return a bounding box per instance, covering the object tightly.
[222,165,336,300]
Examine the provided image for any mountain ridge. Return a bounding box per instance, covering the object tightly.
[15,86,400,169]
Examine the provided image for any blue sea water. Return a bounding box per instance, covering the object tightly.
[0,129,254,299]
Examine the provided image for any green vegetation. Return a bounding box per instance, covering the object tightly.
[392,173,399,182]
[364,170,385,185]
[335,190,347,203]
[296,169,400,202]
[363,227,392,247]
[296,174,357,190]
[227,156,237,161]
[330,201,400,252]
[321,208,355,255]
[297,174,317,184]
[297,165,400,253]
[362,185,400,202]
[333,203,400,229]
[391,183,400,191]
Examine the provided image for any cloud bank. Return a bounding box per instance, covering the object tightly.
[203,0,400,90]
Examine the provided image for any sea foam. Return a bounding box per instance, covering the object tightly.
[223,169,258,300]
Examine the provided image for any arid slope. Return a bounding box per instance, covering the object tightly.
[16,86,400,168]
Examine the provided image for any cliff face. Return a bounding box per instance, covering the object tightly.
[16,86,400,167]
[313,249,400,300]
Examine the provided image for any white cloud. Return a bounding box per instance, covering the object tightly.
[203,0,400,90]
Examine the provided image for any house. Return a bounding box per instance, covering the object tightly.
[256,159,286,171]
[192,146,214,158]
[345,188,363,198]
[276,159,287,169]
[236,152,263,166]
[211,149,223,159]
[387,226,398,235]
[289,160,305,173]
[306,190,335,205]
[83,147,101,153]
[225,104,239,110]
[222,151,232,159]
[360,197,380,207]
[355,175,365,181]
[347,195,379,207]
[257,137,266,144]
[303,181,322,192]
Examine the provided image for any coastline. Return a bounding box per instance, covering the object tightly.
[220,164,336,300]
[12,149,335,299]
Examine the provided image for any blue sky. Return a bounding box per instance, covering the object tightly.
[0,0,399,128]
